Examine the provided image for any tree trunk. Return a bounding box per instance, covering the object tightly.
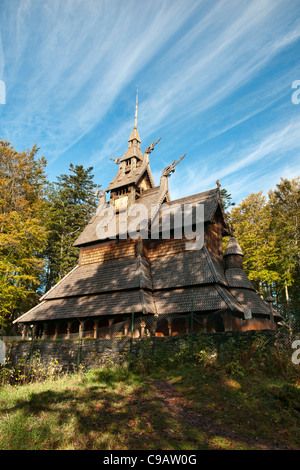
[285,280,290,320]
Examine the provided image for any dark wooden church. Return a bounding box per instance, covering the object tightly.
[14,102,281,338]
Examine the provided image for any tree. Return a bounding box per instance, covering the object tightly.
[220,187,235,214]
[44,164,98,291]
[0,140,48,331]
[229,192,280,295]
[269,177,300,324]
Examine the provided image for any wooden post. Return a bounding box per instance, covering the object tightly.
[80,320,86,338]
[54,322,59,340]
[22,325,27,340]
[108,319,114,339]
[190,289,194,356]
[93,320,99,339]
[266,293,275,330]
[67,322,72,339]
[124,320,129,337]
[32,324,37,339]
[77,322,82,371]
[151,317,157,337]
[167,318,172,336]
[42,323,48,339]
[140,320,146,338]
[130,310,134,354]
[185,317,189,334]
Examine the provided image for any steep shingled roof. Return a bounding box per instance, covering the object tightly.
[73,187,226,247]
[224,236,244,256]
[14,239,280,324]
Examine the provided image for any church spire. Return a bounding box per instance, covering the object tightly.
[128,88,141,146]
[134,87,138,129]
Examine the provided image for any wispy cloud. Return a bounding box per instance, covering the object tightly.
[169,117,300,202]
[0,0,299,200]
[1,0,199,156]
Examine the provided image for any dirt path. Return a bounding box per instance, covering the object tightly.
[149,378,292,450]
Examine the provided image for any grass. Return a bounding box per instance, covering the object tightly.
[0,335,300,450]
[0,363,299,450]
[155,364,300,449]
[0,367,206,450]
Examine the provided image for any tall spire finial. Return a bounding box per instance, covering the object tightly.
[128,87,141,145]
[134,86,138,129]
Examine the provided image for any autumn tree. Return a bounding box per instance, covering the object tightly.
[0,140,48,331]
[229,192,280,295]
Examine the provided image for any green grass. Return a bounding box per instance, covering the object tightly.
[1,338,300,451]
[0,363,299,450]
[0,367,208,450]
[155,364,300,449]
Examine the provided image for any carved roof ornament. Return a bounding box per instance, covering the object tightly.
[95,185,102,197]
[110,157,120,164]
[95,185,106,204]
[144,137,162,154]
[216,180,221,190]
[162,153,186,178]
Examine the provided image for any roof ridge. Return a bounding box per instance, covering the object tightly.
[203,245,220,283]
[215,284,244,312]
[170,188,218,205]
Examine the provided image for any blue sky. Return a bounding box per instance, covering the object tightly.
[0,0,300,204]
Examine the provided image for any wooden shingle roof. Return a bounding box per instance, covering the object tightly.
[73,187,227,247]
[14,238,280,323]
[42,256,152,300]
[16,290,156,323]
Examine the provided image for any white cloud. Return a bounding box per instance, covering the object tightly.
[1,0,300,201]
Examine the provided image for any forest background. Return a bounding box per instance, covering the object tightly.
[0,139,299,334]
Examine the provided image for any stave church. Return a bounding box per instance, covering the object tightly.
[14,99,282,339]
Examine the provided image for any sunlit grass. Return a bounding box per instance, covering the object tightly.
[0,361,299,450]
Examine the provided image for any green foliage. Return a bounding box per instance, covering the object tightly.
[229,192,280,288]
[268,177,300,324]
[0,140,48,329]
[129,333,299,383]
[0,140,99,331]
[43,164,98,290]
[219,187,235,214]
[0,351,63,387]
[227,178,300,330]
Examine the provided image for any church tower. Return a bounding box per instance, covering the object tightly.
[106,91,156,211]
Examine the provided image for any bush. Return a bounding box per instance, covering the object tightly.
[128,332,299,381]
[0,350,63,386]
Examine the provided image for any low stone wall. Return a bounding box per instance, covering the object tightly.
[4,337,133,372]
[3,330,296,373]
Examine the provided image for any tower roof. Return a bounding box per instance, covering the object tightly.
[106,92,155,192]
[224,236,244,256]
